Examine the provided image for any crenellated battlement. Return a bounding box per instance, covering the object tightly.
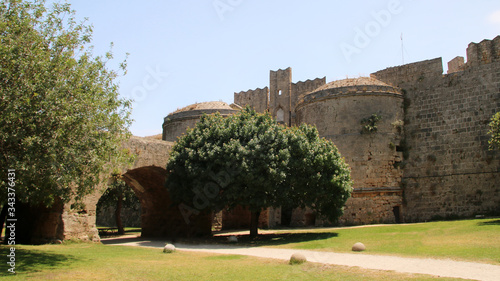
[233,87,269,113]
[234,87,269,96]
[291,77,326,104]
[466,35,500,68]
[447,56,465,74]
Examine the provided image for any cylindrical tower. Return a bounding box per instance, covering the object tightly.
[162,101,238,142]
[295,77,405,224]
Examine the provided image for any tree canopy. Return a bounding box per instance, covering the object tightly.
[0,0,132,207]
[165,107,352,236]
[97,175,139,235]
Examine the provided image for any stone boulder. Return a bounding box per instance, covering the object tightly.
[289,253,307,265]
[352,242,366,252]
[163,244,176,253]
[227,235,238,243]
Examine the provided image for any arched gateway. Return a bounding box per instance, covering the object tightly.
[30,136,210,243]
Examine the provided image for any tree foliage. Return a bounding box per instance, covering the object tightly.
[0,0,133,207]
[165,107,352,235]
[488,112,500,150]
[97,175,139,234]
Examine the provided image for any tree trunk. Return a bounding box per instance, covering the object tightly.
[0,204,7,241]
[115,193,125,235]
[250,210,260,237]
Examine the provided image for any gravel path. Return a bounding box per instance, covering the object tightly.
[102,237,500,281]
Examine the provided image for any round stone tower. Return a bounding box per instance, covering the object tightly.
[295,77,405,224]
[162,101,238,142]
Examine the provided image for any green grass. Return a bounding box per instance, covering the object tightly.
[0,243,464,280]
[0,218,497,280]
[96,226,141,238]
[230,218,500,264]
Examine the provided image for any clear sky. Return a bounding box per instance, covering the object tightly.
[64,0,500,137]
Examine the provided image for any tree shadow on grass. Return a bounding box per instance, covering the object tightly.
[212,232,339,247]
[477,219,500,226]
[0,247,79,276]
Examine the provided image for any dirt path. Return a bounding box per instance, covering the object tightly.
[102,237,500,281]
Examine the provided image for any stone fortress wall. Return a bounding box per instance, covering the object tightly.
[372,36,500,222]
[163,36,500,228]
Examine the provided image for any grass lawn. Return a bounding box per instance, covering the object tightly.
[96,226,141,238]
[217,218,500,264]
[0,218,497,280]
[0,243,465,280]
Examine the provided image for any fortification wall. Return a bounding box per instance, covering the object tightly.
[339,190,403,225]
[296,86,405,224]
[465,36,500,68]
[296,93,404,190]
[371,58,443,87]
[234,87,269,112]
[372,45,500,221]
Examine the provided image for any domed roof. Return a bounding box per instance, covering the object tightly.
[297,76,401,107]
[170,101,233,115]
[313,77,393,92]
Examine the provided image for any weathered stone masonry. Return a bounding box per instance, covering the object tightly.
[372,36,500,221]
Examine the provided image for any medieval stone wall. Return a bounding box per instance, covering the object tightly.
[270,68,293,125]
[295,85,405,224]
[234,87,269,113]
[372,37,500,221]
[466,36,500,68]
[339,190,403,225]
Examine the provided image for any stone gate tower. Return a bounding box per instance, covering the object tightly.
[269,68,292,125]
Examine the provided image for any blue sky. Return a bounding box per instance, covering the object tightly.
[65,0,500,137]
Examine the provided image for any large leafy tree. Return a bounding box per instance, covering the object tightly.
[0,0,132,238]
[165,107,352,236]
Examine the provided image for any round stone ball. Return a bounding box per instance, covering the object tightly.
[352,242,366,252]
[227,235,238,243]
[289,253,307,265]
[163,244,176,253]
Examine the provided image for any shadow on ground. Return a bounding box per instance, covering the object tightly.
[221,232,338,247]
[0,247,78,276]
[477,219,500,226]
[101,232,338,248]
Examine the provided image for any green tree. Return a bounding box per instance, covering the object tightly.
[488,112,500,149]
[97,175,139,235]
[0,0,132,241]
[286,125,352,222]
[165,107,352,237]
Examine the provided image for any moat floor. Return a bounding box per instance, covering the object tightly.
[102,236,500,281]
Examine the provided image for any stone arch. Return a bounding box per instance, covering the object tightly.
[276,107,285,124]
[54,136,212,242]
[121,166,211,238]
